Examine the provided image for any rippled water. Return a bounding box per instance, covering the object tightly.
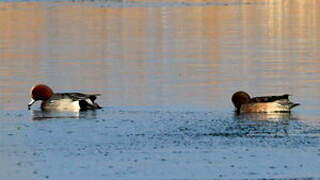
[1,0,320,179]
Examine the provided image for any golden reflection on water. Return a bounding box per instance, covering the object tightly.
[235,112,295,122]
[0,0,320,112]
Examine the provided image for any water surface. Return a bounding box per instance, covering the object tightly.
[1,0,320,179]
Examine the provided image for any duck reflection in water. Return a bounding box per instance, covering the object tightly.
[31,110,98,121]
[234,112,299,122]
[232,113,300,137]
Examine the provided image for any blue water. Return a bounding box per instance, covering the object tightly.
[1,0,320,179]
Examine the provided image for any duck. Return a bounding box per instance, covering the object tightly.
[28,84,102,112]
[231,91,299,113]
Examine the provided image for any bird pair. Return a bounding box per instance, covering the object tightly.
[28,84,299,113]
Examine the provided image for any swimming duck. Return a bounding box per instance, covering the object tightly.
[231,91,299,113]
[28,84,102,112]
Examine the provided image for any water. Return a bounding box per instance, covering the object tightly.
[1,0,320,179]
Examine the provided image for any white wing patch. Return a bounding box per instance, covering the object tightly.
[85,98,94,106]
[42,99,81,112]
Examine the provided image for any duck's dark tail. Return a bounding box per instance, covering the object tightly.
[289,103,300,110]
[79,98,102,111]
[276,98,299,112]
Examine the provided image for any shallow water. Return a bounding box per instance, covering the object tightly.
[1,0,320,179]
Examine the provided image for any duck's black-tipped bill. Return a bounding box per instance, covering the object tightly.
[28,99,36,110]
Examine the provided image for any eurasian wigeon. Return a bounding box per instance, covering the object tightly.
[232,91,299,113]
[28,84,102,112]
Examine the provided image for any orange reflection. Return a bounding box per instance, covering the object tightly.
[0,0,320,110]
